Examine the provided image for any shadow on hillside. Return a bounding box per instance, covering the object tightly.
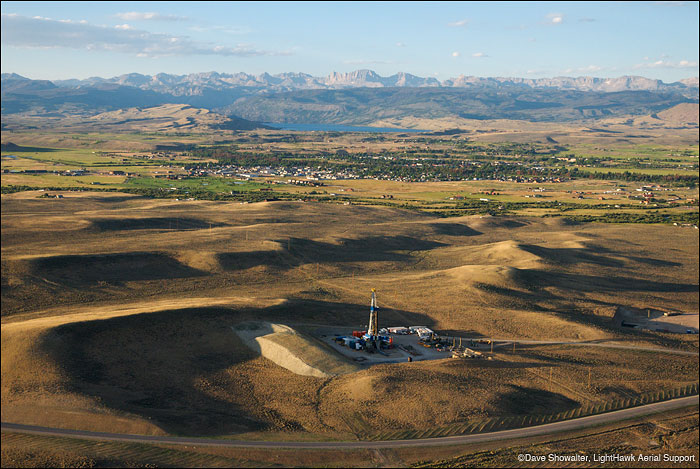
[430,223,482,237]
[623,256,682,267]
[524,270,698,293]
[87,217,228,232]
[29,252,207,286]
[1,144,61,152]
[218,235,445,271]
[469,267,697,349]
[495,385,580,415]
[40,298,434,437]
[519,244,626,267]
[519,243,682,268]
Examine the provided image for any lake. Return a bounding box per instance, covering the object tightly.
[264,123,427,133]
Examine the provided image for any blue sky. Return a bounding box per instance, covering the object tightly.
[1,1,698,82]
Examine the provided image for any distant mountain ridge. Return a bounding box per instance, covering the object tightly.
[2,71,698,125]
[223,87,697,125]
[32,70,698,96]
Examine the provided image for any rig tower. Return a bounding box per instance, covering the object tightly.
[365,289,379,348]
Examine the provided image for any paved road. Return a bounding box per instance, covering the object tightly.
[2,396,697,449]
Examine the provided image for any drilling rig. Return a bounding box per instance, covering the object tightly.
[363,289,379,349]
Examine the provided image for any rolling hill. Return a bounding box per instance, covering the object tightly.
[81,104,270,132]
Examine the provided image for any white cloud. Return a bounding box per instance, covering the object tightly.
[115,24,132,30]
[472,52,488,58]
[115,12,188,22]
[395,42,406,47]
[0,14,289,58]
[448,19,468,27]
[452,51,460,57]
[547,13,564,24]
[634,59,699,69]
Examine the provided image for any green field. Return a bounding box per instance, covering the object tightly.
[1,173,127,188]
[572,166,700,176]
[2,148,110,168]
[564,143,699,160]
[125,176,267,193]
[2,134,698,224]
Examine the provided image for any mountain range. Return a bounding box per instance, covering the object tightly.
[2,70,698,126]
[35,70,700,95]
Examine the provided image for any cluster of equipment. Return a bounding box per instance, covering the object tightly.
[334,289,393,352]
[333,290,445,353]
[332,290,489,360]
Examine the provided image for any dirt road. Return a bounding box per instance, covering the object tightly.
[2,396,697,449]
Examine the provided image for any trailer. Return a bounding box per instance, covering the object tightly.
[451,347,483,359]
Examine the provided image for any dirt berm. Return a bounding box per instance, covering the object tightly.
[233,322,361,378]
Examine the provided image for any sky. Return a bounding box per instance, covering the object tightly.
[1,1,698,82]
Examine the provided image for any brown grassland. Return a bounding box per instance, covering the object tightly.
[1,408,698,468]
[1,183,698,465]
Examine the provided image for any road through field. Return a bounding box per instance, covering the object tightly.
[486,338,699,356]
[2,396,697,449]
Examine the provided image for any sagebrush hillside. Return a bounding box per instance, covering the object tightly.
[2,193,697,438]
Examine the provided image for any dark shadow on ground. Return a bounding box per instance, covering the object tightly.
[0,144,60,152]
[624,256,682,267]
[40,299,434,437]
[430,223,482,237]
[30,252,207,285]
[218,236,446,271]
[519,244,626,267]
[520,243,682,269]
[495,385,580,415]
[525,270,698,293]
[87,217,227,232]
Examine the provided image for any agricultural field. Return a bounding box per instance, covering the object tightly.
[3,129,698,226]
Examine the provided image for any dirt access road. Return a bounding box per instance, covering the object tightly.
[2,396,697,449]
